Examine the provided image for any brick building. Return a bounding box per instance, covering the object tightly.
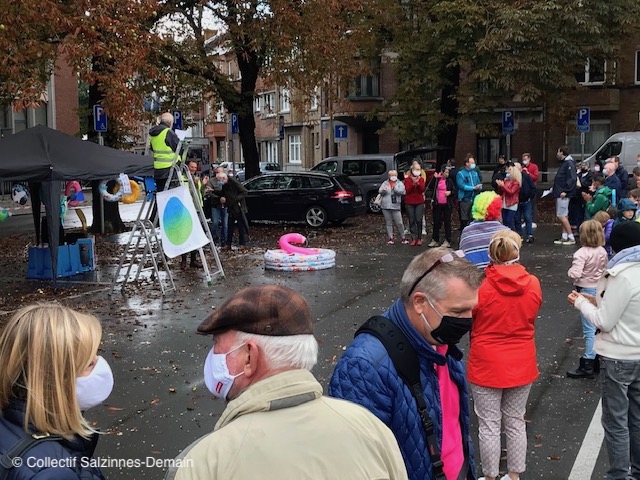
[0,56,79,137]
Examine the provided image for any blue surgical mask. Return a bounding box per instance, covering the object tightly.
[505,173,511,179]
[469,164,476,170]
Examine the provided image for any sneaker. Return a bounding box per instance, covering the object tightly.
[441,240,451,248]
[428,240,439,247]
[416,239,423,246]
[401,237,410,245]
[532,222,537,229]
[563,238,576,245]
[409,240,417,246]
[387,238,395,245]
[525,236,534,244]
[554,238,566,245]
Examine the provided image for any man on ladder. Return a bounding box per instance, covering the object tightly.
[149,112,181,223]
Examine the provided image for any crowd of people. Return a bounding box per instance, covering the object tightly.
[2,216,639,480]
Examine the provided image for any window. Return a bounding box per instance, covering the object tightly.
[350,74,380,98]
[307,176,333,188]
[364,160,387,175]
[310,88,319,111]
[254,95,261,113]
[566,122,611,160]
[576,59,605,85]
[313,160,337,173]
[342,160,363,175]
[245,176,276,191]
[265,141,278,163]
[279,88,290,113]
[262,92,275,116]
[276,175,302,189]
[477,132,507,165]
[215,102,225,122]
[288,134,301,164]
[636,51,640,84]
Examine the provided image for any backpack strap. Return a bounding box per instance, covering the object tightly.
[356,315,446,480]
[0,433,63,480]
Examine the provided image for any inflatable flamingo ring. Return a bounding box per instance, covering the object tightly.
[264,233,336,271]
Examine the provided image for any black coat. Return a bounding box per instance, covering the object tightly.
[427,175,456,207]
[215,177,248,217]
[0,400,105,480]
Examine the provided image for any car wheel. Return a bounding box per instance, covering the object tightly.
[368,193,382,214]
[305,206,328,228]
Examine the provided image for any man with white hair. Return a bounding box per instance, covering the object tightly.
[173,285,407,480]
[603,161,623,206]
[213,172,249,250]
[149,112,180,187]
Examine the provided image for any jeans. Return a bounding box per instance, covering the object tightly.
[226,213,248,246]
[432,203,452,242]
[502,208,517,231]
[576,286,597,360]
[381,209,405,239]
[211,207,228,246]
[405,203,425,239]
[600,357,640,480]
[515,201,533,238]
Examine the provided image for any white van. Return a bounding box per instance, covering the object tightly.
[585,132,640,173]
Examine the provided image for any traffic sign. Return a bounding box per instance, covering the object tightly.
[334,124,348,141]
[577,107,590,133]
[93,105,107,133]
[231,113,239,134]
[502,110,515,135]
[173,110,183,130]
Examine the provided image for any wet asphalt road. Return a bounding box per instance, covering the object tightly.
[1,212,609,479]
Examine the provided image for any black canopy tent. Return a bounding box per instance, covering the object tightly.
[0,125,154,281]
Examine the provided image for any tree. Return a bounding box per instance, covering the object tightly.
[152,0,382,179]
[375,0,640,160]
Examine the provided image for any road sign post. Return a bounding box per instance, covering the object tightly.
[334,124,347,142]
[577,107,590,162]
[502,111,515,161]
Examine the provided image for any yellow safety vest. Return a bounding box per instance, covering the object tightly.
[181,174,203,206]
[150,127,176,170]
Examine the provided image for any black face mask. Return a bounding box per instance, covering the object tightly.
[423,297,473,345]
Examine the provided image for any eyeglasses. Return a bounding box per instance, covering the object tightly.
[409,250,465,294]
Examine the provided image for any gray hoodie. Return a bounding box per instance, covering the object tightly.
[378,179,406,210]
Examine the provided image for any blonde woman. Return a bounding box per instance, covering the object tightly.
[468,230,542,480]
[494,164,522,231]
[0,304,112,480]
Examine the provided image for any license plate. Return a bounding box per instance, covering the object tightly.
[355,195,362,202]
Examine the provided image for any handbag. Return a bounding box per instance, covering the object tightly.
[374,194,383,206]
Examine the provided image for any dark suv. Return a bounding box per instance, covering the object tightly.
[310,147,445,213]
[243,172,366,227]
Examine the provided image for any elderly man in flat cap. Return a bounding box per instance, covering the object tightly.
[172,285,407,480]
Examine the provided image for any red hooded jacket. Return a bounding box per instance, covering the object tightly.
[404,175,426,205]
[467,264,542,388]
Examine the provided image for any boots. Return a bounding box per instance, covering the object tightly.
[567,357,596,379]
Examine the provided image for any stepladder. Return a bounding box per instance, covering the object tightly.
[111,138,225,294]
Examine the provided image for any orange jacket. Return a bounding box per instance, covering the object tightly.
[467,264,542,388]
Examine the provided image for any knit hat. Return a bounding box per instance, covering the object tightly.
[197,285,313,336]
[472,191,502,221]
[610,221,640,254]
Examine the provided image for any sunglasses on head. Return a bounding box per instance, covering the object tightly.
[409,250,465,294]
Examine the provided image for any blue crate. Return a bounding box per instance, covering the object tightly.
[27,244,82,279]
[75,237,95,272]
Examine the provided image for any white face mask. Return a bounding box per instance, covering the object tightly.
[412,170,421,177]
[76,356,114,411]
[203,344,246,399]
[522,160,529,166]
[594,165,601,172]
[389,176,397,182]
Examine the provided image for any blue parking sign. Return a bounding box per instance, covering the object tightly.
[173,110,183,130]
[93,105,107,132]
[577,107,590,133]
[502,110,515,135]
[231,113,239,134]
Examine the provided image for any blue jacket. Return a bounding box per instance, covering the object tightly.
[456,168,482,202]
[552,156,577,198]
[329,300,475,480]
[606,173,623,205]
[0,400,105,480]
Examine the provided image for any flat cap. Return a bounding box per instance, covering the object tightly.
[197,285,313,336]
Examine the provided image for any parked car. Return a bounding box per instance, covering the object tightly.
[236,162,280,182]
[242,172,366,227]
[216,161,244,177]
[310,147,445,213]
